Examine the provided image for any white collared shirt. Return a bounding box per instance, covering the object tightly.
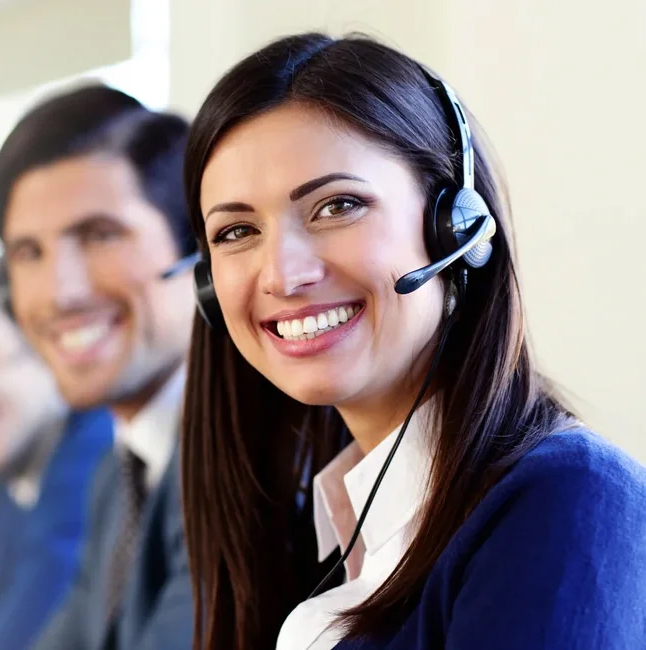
[114,365,186,490]
[276,408,431,650]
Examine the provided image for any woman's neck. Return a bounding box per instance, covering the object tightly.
[336,340,439,453]
[337,389,432,454]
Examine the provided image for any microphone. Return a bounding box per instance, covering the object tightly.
[394,215,496,295]
[159,252,202,280]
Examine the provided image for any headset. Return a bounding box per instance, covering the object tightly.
[394,68,496,294]
[192,68,496,327]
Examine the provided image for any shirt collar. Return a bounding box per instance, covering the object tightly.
[114,364,186,489]
[313,406,431,573]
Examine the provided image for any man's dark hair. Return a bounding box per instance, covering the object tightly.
[0,83,195,256]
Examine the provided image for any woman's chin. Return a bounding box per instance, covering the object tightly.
[280,380,351,408]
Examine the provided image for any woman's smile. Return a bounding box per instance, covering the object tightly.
[262,301,365,358]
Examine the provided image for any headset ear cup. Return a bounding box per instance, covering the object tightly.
[432,186,459,261]
[463,239,493,268]
[193,260,222,329]
[450,188,494,268]
[431,186,495,271]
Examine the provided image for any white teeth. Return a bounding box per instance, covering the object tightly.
[59,324,110,351]
[303,316,318,334]
[276,304,361,341]
[291,319,304,336]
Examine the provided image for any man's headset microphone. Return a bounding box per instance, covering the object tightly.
[1,68,495,595]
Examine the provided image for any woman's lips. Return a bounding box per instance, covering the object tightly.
[264,303,364,358]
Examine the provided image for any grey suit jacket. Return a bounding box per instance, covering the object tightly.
[32,442,193,650]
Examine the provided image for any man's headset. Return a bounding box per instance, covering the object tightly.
[190,67,496,328]
[0,242,10,315]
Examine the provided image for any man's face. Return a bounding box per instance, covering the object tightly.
[0,311,65,471]
[3,154,195,413]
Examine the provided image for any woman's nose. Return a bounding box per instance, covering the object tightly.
[258,227,325,296]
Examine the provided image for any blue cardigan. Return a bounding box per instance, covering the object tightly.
[336,428,646,650]
[0,409,113,650]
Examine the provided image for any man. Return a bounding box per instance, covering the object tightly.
[0,85,196,649]
[0,307,112,650]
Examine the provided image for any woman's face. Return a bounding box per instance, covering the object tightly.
[200,103,444,410]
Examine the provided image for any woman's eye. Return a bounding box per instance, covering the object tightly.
[316,197,365,219]
[216,224,257,243]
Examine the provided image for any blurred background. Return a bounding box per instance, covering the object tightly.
[1,0,644,461]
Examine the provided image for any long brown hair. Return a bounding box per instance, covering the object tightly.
[182,32,572,650]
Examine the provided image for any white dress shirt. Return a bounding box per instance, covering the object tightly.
[114,365,186,490]
[276,407,432,650]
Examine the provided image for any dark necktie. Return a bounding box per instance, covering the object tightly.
[105,449,147,623]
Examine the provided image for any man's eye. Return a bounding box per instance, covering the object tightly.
[82,229,123,243]
[8,244,40,262]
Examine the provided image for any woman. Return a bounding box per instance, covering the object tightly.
[181,33,646,650]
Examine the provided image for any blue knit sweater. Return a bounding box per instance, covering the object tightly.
[336,428,646,650]
[0,409,112,650]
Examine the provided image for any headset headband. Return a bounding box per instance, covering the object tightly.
[417,67,475,190]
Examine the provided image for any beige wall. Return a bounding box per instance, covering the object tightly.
[0,0,131,94]
[0,0,170,145]
[439,0,646,457]
[169,0,454,118]
[170,0,643,462]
